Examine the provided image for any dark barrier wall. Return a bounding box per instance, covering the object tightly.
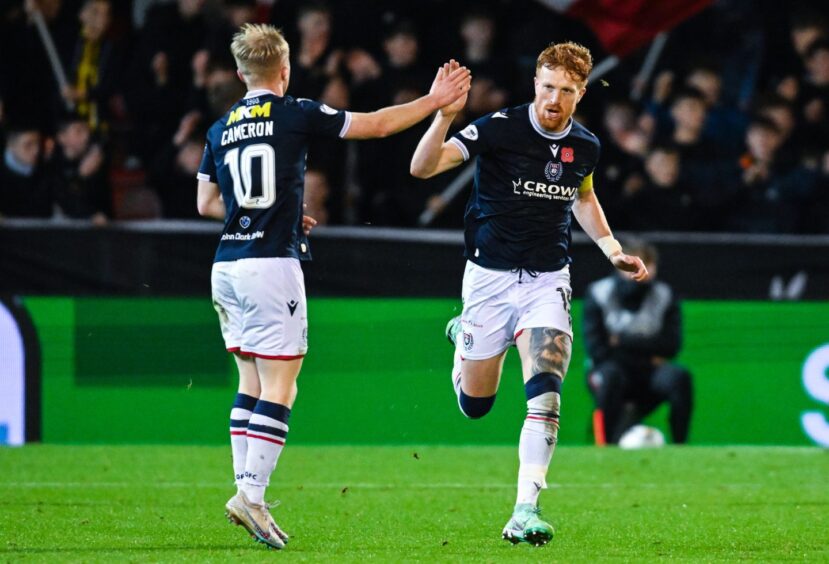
[23,296,829,446]
[2,222,829,299]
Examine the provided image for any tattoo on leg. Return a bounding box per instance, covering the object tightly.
[529,328,573,379]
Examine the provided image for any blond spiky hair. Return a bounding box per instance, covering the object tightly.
[230,23,290,83]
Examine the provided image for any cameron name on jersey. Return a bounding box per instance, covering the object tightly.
[221,101,274,146]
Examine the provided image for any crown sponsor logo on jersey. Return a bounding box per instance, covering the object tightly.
[545,161,564,182]
[226,102,272,125]
[239,216,251,229]
[562,147,574,163]
[460,124,478,141]
[463,331,474,352]
[319,104,338,115]
[512,178,579,201]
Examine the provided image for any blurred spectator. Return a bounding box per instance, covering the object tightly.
[126,0,206,163]
[623,145,696,231]
[149,133,204,219]
[289,1,347,107]
[0,0,77,134]
[584,240,693,445]
[352,19,434,224]
[799,39,829,149]
[685,64,748,153]
[46,114,110,223]
[458,9,510,119]
[64,0,122,135]
[754,94,802,171]
[0,126,52,218]
[658,87,737,227]
[728,116,816,232]
[303,168,330,226]
[594,97,648,226]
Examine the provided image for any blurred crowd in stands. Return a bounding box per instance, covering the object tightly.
[1,0,828,233]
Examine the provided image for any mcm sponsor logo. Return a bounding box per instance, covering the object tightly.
[221,230,265,241]
[512,178,579,201]
[226,101,272,125]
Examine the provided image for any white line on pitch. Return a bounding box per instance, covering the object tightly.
[0,481,768,489]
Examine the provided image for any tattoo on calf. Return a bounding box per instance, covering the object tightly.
[529,328,573,379]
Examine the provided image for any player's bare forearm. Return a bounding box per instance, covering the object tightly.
[197,180,225,220]
[410,113,461,178]
[573,189,648,280]
[346,96,441,140]
[572,189,612,242]
[345,62,470,140]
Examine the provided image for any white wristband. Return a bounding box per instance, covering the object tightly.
[597,236,622,259]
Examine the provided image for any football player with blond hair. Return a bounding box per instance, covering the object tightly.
[198,23,470,549]
[411,42,648,546]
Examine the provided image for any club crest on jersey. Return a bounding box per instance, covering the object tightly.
[463,331,474,352]
[239,216,251,229]
[562,147,574,163]
[545,161,564,182]
[460,124,478,141]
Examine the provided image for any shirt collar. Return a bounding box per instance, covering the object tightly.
[528,104,573,140]
[244,89,278,99]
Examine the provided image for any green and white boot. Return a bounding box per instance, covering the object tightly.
[501,503,555,546]
[445,315,462,346]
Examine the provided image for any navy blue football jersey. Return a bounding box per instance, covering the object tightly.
[450,103,601,272]
[198,89,351,263]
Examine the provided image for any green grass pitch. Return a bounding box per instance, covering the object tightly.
[1,445,827,562]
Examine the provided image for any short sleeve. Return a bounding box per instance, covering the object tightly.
[298,98,352,138]
[197,142,216,183]
[449,113,496,161]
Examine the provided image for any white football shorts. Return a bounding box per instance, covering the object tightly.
[211,257,308,359]
[459,260,572,360]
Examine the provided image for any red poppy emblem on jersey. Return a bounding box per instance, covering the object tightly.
[562,147,574,163]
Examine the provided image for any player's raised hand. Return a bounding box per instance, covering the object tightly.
[439,61,470,117]
[429,59,471,109]
[611,253,649,282]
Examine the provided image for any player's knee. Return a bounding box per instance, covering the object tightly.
[458,390,496,419]
[525,372,562,401]
[589,362,624,395]
[661,365,692,393]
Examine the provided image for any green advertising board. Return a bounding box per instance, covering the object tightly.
[22,297,829,446]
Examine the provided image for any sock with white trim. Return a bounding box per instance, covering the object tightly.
[516,373,561,506]
[229,393,258,489]
[241,399,290,505]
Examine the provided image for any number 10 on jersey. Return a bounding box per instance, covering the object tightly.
[224,143,276,208]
